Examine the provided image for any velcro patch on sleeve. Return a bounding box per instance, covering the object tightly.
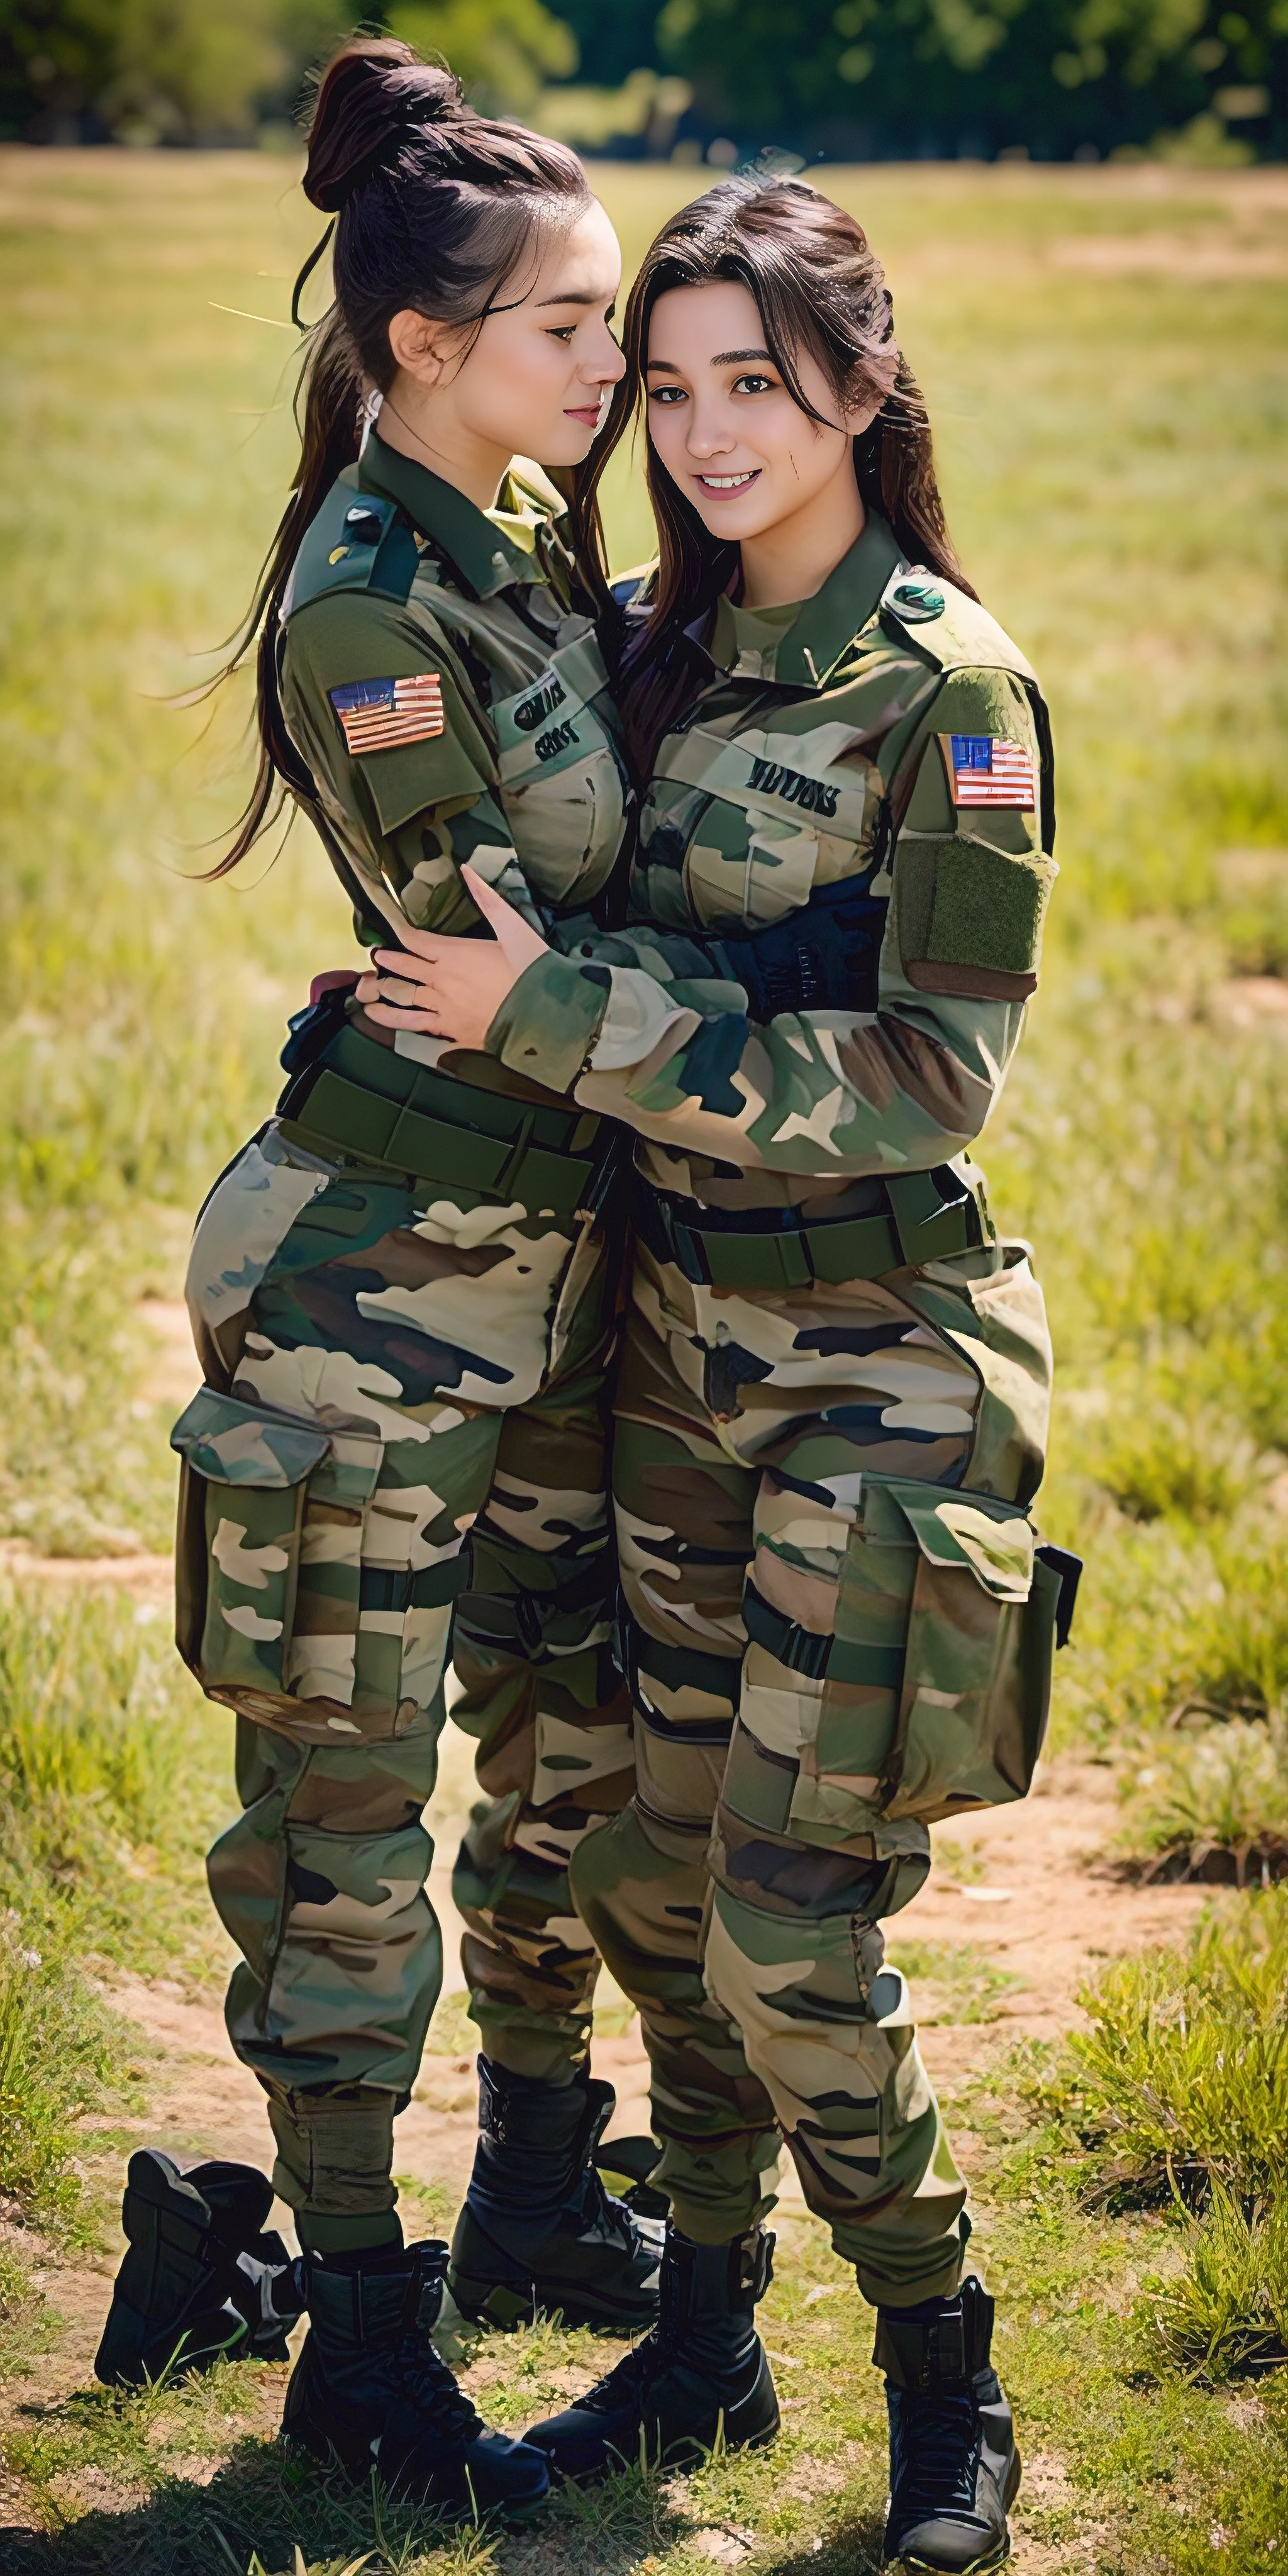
[938,733,1036,809]
[897,841,1056,1002]
[330,674,444,755]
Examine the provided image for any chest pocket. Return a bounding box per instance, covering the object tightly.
[492,631,626,908]
[652,721,877,931]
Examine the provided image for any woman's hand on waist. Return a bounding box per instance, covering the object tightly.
[356,866,548,1047]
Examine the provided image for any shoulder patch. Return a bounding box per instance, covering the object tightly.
[285,473,420,619]
[880,567,1037,686]
[329,673,445,755]
[938,733,1036,810]
[886,574,945,624]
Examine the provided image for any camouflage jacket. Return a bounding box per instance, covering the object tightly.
[486,510,1056,1206]
[280,426,630,955]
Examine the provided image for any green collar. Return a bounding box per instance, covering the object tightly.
[764,509,905,691]
[357,428,548,599]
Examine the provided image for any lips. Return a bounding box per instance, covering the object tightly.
[565,405,603,428]
[696,469,760,491]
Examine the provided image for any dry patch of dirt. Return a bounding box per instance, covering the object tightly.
[911,1761,1209,2094]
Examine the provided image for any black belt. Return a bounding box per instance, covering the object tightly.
[276,1013,619,1221]
[632,1163,991,1292]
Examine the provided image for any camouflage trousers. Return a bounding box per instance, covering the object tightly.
[571,1216,1052,2308]
[180,1119,631,2221]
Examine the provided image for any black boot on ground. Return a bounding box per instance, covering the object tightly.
[523,2223,779,2479]
[877,2274,1020,2574]
[447,2058,664,2332]
[95,2148,303,2388]
[282,2239,550,2519]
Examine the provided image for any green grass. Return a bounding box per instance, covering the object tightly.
[0,1582,233,2250]
[3,147,1288,2572]
[0,1926,142,2231]
[1030,1891,1288,2208]
[0,1582,233,1963]
[1019,1893,1288,2387]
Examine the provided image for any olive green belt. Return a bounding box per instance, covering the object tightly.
[277,1019,618,1222]
[632,1164,991,1292]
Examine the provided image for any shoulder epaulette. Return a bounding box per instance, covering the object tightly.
[282,469,421,620]
[878,568,1038,686]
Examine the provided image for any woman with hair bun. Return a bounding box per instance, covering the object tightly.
[95,36,659,2516]
[387,174,1067,2568]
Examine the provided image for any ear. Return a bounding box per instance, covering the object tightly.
[840,346,901,440]
[386,306,460,388]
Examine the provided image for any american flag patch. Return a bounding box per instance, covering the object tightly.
[939,733,1036,809]
[329,673,444,755]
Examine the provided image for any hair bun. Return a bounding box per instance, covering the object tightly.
[304,39,467,214]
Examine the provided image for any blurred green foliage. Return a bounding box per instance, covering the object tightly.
[1,0,1286,151]
[387,0,575,118]
[0,0,577,140]
[660,0,1288,157]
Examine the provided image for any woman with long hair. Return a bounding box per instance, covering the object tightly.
[96,37,665,2517]
[378,174,1069,2570]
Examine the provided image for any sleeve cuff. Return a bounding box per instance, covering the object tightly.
[485,950,612,1092]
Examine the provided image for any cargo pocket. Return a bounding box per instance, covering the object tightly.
[791,1475,1062,1840]
[172,1387,418,1747]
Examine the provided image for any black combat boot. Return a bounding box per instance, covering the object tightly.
[447,2058,664,2332]
[95,2148,303,2388]
[524,2223,779,2479]
[877,2275,1020,2573]
[283,2238,550,2518]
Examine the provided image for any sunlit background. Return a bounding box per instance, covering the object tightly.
[1,23,1287,2562]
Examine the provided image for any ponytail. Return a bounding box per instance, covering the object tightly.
[211,36,593,874]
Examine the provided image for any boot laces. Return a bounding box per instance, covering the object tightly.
[575,2251,687,2418]
[891,2392,984,2524]
[391,2321,481,2441]
[575,2163,636,2253]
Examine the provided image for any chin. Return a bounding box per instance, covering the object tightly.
[691,497,776,541]
[528,421,598,470]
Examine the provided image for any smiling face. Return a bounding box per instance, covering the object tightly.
[645,276,875,545]
[386,197,625,479]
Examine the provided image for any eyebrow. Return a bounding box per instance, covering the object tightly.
[536,290,610,308]
[645,347,774,372]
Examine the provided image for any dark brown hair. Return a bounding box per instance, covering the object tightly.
[580,174,974,773]
[214,36,596,872]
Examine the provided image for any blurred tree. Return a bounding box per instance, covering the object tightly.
[658,0,1288,155]
[555,0,663,85]
[101,0,291,142]
[1,0,1283,148]
[387,0,577,114]
[0,0,120,139]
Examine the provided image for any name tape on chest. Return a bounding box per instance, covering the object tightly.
[330,674,445,756]
[747,754,839,818]
[939,733,1036,810]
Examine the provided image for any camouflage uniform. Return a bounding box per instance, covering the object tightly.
[174,430,634,2223]
[484,516,1063,2306]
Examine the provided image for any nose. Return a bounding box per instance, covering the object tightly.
[685,406,734,461]
[580,319,626,387]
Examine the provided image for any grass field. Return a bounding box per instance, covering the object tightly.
[1,146,1287,2574]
